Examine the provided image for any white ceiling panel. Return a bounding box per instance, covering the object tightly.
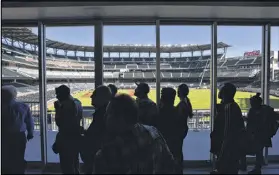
[2,5,279,20]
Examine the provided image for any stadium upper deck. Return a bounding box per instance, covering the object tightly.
[1,27,273,82]
[2,27,230,53]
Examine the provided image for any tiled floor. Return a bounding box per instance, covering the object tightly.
[26,164,279,174]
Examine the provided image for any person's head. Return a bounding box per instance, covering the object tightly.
[250,93,262,108]
[55,85,70,101]
[134,82,150,99]
[161,87,176,107]
[218,83,236,101]
[91,85,112,108]
[178,84,189,99]
[2,85,17,102]
[106,94,138,134]
[107,84,118,97]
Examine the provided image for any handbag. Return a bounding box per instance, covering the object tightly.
[238,130,262,156]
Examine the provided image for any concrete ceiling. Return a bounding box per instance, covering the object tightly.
[2,1,279,22]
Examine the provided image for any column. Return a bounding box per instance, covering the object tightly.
[94,21,103,88]
[261,24,271,164]
[156,20,161,105]
[38,22,48,166]
[210,22,218,168]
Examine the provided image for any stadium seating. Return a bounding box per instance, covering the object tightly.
[145,58,155,62]
[105,64,116,69]
[162,72,172,78]
[237,59,254,65]
[112,58,121,62]
[134,72,144,78]
[252,56,261,64]
[172,72,182,78]
[145,72,155,78]
[116,64,126,69]
[123,58,132,62]
[149,64,156,69]
[138,64,149,69]
[2,67,25,78]
[127,64,138,69]
[223,59,239,66]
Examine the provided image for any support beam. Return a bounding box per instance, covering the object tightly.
[94,21,103,88]
[38,22,48,167]
[262,24,271,164]
[156,20,161,105]
[210,22,218,169]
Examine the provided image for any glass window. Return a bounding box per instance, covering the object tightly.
[160,25,211,161]
[45,25,95,163]
[269,26,279,156]
[1,26,41,161]
[103,25,156,97]
[217,26,263,160]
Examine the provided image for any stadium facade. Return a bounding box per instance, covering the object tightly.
[2,1,279,172]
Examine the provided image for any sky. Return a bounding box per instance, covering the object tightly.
[31,26,279,57]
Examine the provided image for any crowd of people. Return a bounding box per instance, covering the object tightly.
[1,82,279,174]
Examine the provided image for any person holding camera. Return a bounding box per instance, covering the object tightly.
[52,85,83,174]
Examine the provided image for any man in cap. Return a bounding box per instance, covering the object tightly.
[53,85,83,174]
[81,85,112,174]
[2,85,34,174]
[134,82,158,126]
[213,83,245,174]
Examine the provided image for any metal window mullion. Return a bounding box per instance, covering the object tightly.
[261,25,266,102]
[94,21,104,88]
[263,24,271,164]
[156,20,161,105]
[38,22,48,166]
[210,22,218,168]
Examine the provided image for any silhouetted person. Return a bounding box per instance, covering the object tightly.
[93,94,176,174]
[107,84,118,97]
[211,83,245,174]
[81,85,112,174]
[2,85,34,174]
[176,84,193,138]
[246,93,278,174]
[52,85,83,174]
[156,87,185,174]
[134,82,158,126]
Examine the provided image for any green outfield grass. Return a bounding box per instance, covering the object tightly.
[47,89,279,111]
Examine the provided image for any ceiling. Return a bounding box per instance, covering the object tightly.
[2,1,279,23]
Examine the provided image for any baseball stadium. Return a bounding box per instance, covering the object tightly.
[2,27,279,128]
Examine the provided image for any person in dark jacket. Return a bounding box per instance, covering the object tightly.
[156,87,185,174]
[134,82,158,126]
[81,85,112,174]
[94,94,176,174]
[176,84,193,139]
[246,93,273,174]
[53,85,83,174]
[211,83,245,174]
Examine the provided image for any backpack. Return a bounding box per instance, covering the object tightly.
[262,105,279,138]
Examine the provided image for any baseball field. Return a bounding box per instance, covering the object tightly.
[47,88,279,111]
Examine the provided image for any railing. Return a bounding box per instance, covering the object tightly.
[25,102,278,131]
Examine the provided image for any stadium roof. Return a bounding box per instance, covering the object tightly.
[2,27,231,53]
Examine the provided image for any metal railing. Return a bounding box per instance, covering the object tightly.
[24,102,278,131]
